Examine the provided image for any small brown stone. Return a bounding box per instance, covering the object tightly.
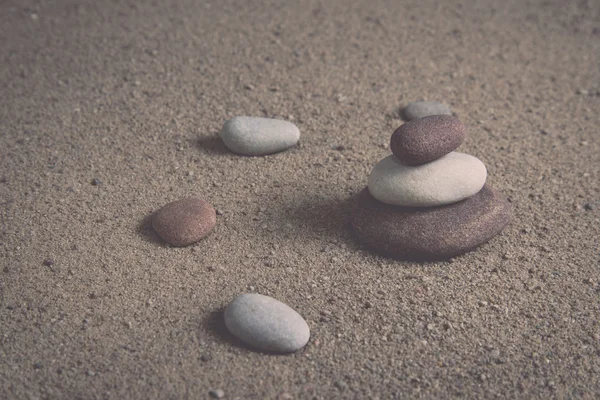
[42,258,54,267]
[152,197,216,246]
[390,115,466,165]
[350,185,511,260]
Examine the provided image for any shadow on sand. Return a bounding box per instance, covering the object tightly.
[136,212,170,247]
[196,136,230,155]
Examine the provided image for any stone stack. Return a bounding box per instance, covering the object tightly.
[351,115,511,260]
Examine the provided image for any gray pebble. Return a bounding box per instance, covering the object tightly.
[402,101,452,120]
[224,293,310,353]
[221,116,300,156]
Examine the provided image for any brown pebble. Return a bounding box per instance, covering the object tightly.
[390,115,466,165]
[350,185,511,260]
[152,197,216,246]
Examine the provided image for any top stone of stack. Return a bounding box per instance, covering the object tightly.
[390,115,466,165]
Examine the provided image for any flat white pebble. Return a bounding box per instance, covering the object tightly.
[367,152,487,207]
[224,293,310,353]
[221,116,300,156]
[403,101,452,120]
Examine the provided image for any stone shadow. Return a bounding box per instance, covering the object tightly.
[196,135,230,155]
[260,191,360,250]
[136,212,169,247]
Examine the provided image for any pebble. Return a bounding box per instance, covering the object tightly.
[221,116,300,156]
[390,115,466,165]
[402,101,452,120]
[209,389,225,399]
[367,153,487,207]
[350,185,511,260]
[224,293,310,353]
[91,178,102,186]
[334,380,348,391]
[152,197,216,246]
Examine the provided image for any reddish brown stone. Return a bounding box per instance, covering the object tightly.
[350,185,510,260]
[152,197,216,246]
[390,115,466,165]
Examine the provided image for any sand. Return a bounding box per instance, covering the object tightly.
[1,0,599,399]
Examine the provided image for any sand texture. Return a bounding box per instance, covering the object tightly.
[1,0,599,399]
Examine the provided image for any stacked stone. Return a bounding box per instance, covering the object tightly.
[351,115,511,260]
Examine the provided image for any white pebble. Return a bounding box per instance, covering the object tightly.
[367,152,487,207]
[224,293,310,353]
[221,116,300,156]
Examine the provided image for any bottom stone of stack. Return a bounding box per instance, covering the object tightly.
[350,184,511,261]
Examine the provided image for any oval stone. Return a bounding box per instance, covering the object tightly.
[368,152,487,207]
[350,185,511,260]
[152,197,216,246]
[221,116,300,156]
[390,115,466,165]
[402,101,452,120]
[224,293,310,353]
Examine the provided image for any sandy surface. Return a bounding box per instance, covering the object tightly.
[1,0,599,399]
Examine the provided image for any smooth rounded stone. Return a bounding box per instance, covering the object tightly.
[152,197,216,246]
[224,293,310,353]
[390,115,466,165]
[350,184,511,260]
[402,101,452,120]
[368,152,487,207]
[221,116,300,156]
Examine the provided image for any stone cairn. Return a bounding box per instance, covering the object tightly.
[350,114,511,260]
